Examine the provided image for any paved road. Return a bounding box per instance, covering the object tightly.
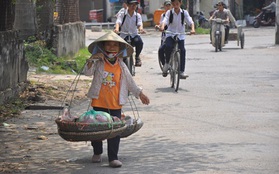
[1,27,278,174]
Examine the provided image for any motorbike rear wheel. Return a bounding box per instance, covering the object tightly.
[253,21,260,28]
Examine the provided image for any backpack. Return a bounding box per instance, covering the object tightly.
[120,11,138,31]
[169,9,185,25]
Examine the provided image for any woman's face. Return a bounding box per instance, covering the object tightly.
[171,0,181,9]
[104,41,120,53]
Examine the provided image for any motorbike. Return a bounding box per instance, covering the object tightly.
[252,9,275,28]
[211,18,226,52]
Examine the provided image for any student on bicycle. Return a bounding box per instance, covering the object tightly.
[114,0,144,67]
[155,0,172,67]
[159,0,195,79]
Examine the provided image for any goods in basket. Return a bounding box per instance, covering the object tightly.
[123,115,133,125]
[77,109,113,123]
[61,107,78,122]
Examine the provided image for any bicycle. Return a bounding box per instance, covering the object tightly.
[164,31,190,92]
[119,31,136,76]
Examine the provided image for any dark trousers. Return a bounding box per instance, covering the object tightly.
[91,107,121,162]
[224,25,230,41]
[158,41,166,65]
[124,35,143,58]
[165,37,186,72]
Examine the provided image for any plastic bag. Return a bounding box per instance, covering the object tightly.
[77,109,113,123]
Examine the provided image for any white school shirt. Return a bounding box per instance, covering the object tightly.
[162,8,194,40]
[116,10,143,38]
[160,13,167,41]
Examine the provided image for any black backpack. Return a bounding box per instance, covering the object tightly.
[169,9,185,25]
[120,12,138,31]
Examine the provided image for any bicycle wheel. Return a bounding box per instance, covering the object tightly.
[124,56,134,76]
[173,51,180,92]
[129,55,135,76]
[169,53,175,88]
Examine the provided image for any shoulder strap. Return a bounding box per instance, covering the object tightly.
[121,12,127,27]
[121,12,138,27]
[169,10,173,24]
[169,10,184,25]
[181,10,184,25]
[136,12,138,26]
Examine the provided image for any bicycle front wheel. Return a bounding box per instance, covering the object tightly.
[170,51,180,92]
[129,55,135,76]
[173,51,180,92]
[124,56,135,76]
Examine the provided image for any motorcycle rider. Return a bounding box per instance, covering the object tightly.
[209,1,230,44]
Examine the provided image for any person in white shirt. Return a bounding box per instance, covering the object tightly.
[114,0,144,67]
[115,2,128,18]
[159,0,195,79]
[155,0,172,67]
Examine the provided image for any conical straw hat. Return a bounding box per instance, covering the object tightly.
[88,31,134,58]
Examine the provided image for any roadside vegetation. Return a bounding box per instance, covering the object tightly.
[0,39,91,122]
[195,27,210,34]
[25,37,91,74]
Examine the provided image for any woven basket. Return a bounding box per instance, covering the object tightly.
[55,118,127,142]
[55,118,125,132]
[120,118,144,138]
[57,125,127,142]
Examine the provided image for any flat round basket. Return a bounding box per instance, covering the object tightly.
[55,118,125,132]
[120,118,143,138]
[57,125,127,142]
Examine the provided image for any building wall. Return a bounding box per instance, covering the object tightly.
[52,22,85,57]
[0,31,29,104]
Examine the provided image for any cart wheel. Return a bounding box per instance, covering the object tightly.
[240,32,244,49]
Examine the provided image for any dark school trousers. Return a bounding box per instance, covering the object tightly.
[164,36,186,72]
[124,35,143,58]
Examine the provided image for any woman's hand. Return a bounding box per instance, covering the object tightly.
[86,53,104,68]
[139,92,150,105]
[87,53,104,61]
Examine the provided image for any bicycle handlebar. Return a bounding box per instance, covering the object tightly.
[118,31,137,35]
[164,30,191,35]
[118,30,145,35]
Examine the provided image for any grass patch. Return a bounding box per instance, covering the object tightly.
[25,39,91,74]
[195,27,210,35]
